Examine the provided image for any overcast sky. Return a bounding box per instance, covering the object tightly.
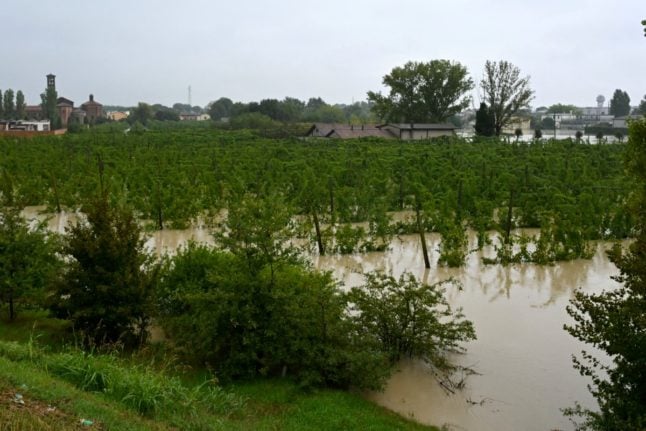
[3,0,645,109]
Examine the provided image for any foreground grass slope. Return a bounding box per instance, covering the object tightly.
[0,313,436,431]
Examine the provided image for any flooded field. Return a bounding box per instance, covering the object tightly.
[314,234,617,431]
[23,207,619,431]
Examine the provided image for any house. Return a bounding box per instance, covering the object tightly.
[502,117,532,134]
[325,125,394,139]
[179,113,210,121]
[0,120,51,133]
[305,123,395,139]
[612,115,642,128]
[378,123,456,140]
[81,94,103,123]
[305,123,457,140]
[107,111,129,121]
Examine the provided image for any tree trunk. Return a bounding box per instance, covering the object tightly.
[505,188,514,244]
[312,210,325,255]
[416,204,431,269]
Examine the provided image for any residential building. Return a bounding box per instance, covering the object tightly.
[107,111,129,121]
[305,123,456,140]
[378,123,456,139]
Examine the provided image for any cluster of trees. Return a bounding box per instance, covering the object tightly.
[0,186,475,390]
[125,102,206,125]
[0,89,26,120]
[369,59,533,137]
[207,96,376,126]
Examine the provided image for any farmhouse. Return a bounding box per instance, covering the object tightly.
[305,123,456,140]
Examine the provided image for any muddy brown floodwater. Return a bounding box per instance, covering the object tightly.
[23,207,619,431]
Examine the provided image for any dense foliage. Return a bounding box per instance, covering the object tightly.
[564,118,646,430]
[48,193,158,346]
[368,60,473,123]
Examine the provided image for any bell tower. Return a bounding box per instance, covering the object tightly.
[47,74,56,90]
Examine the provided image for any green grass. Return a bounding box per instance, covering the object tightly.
[0,313,438,430]
[229,380,434,430]
[0,310,71,346]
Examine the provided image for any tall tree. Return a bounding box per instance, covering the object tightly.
[609,89,631,117]
[0,206,60,320]
[3,89,15,119]
[368,60,474,123]
[564,118,646,429]
[40,85,59,127]
[638,95,646,116]
[207,97,233,121]
[48,193,158,346]
[474,102,495,136]
[15,90,25,119]
[480,60,534,136]
[0,90,3,118]
[129,102,153,126]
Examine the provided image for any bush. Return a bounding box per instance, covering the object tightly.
[346,272,476,379]
[156,243,389,389]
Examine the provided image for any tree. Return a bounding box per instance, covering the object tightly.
[547,103,582,115]
[474,102,495,136]
[541,116,556,129]
[40,85,59,128]
[346,272,476,385]
[0,90,3,118]
[3,89,15,119]
[610,89,631,117]
[0,206,60,320]
[153,106,180,121]
[48,193,158,346]
[129,102,153,126]
[576,130,584,142]
[15,90,25,119]
[480,60,534,136]
[368,60,474,123]
[207,97,233,121]
[564,118,646,429]
[534,128,543,139]
[638,95,646,115]
[514,128,523,142]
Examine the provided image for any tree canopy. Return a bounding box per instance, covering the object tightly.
[48,193,158,346]
[546,103,582,115]
[610,89,631,117]
[367,60,474,123]
[480,60,534,136]
[474,102,495,136]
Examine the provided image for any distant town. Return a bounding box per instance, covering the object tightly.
[0,73,643,142]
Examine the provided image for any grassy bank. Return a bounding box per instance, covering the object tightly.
[0,312,436,431]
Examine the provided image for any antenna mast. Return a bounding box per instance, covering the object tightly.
[188,85,192,107]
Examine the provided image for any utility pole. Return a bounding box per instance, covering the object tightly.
[188,85,192,107]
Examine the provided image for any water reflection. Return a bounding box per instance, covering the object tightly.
[21,206,621,431]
